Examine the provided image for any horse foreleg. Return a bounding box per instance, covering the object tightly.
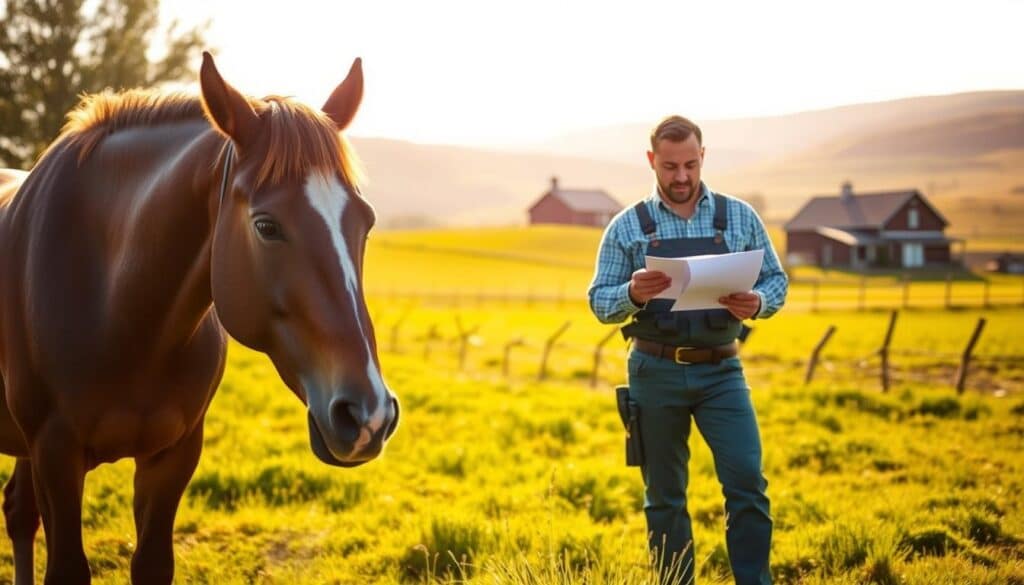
[3,458,40,585]
[30,424,90,585]
[131,424,204,585]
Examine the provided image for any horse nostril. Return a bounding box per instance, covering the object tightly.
[385,395,400,439]
[328,399,362,444]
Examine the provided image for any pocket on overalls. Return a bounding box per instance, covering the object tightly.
[705,309,735,330]
[627,351,648,379]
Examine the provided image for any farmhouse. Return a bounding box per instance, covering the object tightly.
[986,252,1024,274]
[785,182,963,269]
[527,177,623,227]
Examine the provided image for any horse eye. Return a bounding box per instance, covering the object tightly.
[254,219,284,241]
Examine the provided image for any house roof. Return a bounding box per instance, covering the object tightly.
[530,188,623,214]
[785,188,949,231]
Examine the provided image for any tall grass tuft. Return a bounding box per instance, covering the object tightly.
[402,515,491,581]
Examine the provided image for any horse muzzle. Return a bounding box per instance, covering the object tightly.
[307,393,399,467]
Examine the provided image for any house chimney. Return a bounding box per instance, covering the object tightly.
[841,181,854,202]
[550,176,559,193]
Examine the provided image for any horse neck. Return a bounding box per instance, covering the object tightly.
[99,125,227,354]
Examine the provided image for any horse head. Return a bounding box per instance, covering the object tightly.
[199,52,397,467]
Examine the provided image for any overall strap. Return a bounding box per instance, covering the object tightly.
[713,193,728,231]
[633,200,656,237]
[712,193,728,243]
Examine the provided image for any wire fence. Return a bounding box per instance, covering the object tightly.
[374,308,1021,396]
[366,275,1024,312]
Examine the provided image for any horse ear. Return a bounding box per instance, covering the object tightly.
[199,51,259,146]
[322,58,363,131]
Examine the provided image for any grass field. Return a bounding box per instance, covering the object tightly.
[1,227,1023,584]
[364,226,1024,311]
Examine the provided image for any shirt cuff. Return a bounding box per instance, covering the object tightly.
[617,282,643,316]
[752,289,767,319]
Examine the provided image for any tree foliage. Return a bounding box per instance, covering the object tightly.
[0,0,207,168]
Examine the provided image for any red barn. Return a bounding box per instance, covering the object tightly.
[527,177,623,227]
[785,182,963,269]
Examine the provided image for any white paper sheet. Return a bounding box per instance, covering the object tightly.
[645,249,765,311]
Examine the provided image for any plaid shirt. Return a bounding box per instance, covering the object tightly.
[588,183,788,324]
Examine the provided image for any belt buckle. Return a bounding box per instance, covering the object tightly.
[673,346,694,365]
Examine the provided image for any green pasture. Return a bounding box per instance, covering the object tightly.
[1,226,1023,583]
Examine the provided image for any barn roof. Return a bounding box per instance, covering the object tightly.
[527,177,623,214]
[548,189,623,213]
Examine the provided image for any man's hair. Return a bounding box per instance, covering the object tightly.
[650,115,702,150]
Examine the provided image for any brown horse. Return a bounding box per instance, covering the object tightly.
[0,52,398,584]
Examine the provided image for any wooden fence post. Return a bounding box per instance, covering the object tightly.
[859,276,867,312]
[590,328,620,388]
[423,324,439,360]
[945,272,953,310]
[538,321,571,381]
[804,325,837,385]
[502,337,525,377]
[389,309,411,353]
[901,274,911,309]
[454,315,481,371]
[879,310,899,392]
[955,318,986,394]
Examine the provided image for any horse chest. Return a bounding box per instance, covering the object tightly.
[87,405,191,463]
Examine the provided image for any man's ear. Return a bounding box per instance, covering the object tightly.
[646,150,656,170]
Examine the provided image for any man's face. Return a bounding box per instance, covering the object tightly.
[647,134,704,205]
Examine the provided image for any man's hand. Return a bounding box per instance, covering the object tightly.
[629,269,671,306]
[718,291,761,320]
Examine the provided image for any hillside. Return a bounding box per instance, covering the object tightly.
[350,138,648,227]
[817,109,1024,159]
[531,91,1024,168]
[347,91,1024,239]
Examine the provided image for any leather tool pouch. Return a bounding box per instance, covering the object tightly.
[616,385,645,467]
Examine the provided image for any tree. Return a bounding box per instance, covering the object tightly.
[0,0,207,169]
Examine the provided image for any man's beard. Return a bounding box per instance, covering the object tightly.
[661,180,695,204]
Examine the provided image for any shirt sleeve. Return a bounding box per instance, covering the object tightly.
[744,206,788,319]
[588,218,642,324]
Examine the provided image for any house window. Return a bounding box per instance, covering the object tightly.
[908,208,919,229]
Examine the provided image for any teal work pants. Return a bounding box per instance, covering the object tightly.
[628,350,772,585]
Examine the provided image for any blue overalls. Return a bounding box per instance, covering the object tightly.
[622,195,772,585]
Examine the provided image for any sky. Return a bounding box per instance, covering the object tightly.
[158,0,1024,147]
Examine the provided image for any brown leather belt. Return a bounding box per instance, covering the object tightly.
[632,339,738,365]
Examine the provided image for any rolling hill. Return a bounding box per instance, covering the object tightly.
[530,90,1024,168]
[348,91,1024,242]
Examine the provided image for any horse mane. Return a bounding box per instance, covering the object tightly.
[55,88,363,190]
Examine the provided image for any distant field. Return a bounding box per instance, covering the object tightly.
[369,226,1024,311]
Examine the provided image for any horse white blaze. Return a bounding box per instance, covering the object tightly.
[304,172,387,451]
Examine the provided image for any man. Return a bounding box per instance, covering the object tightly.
[588,115,787,585]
